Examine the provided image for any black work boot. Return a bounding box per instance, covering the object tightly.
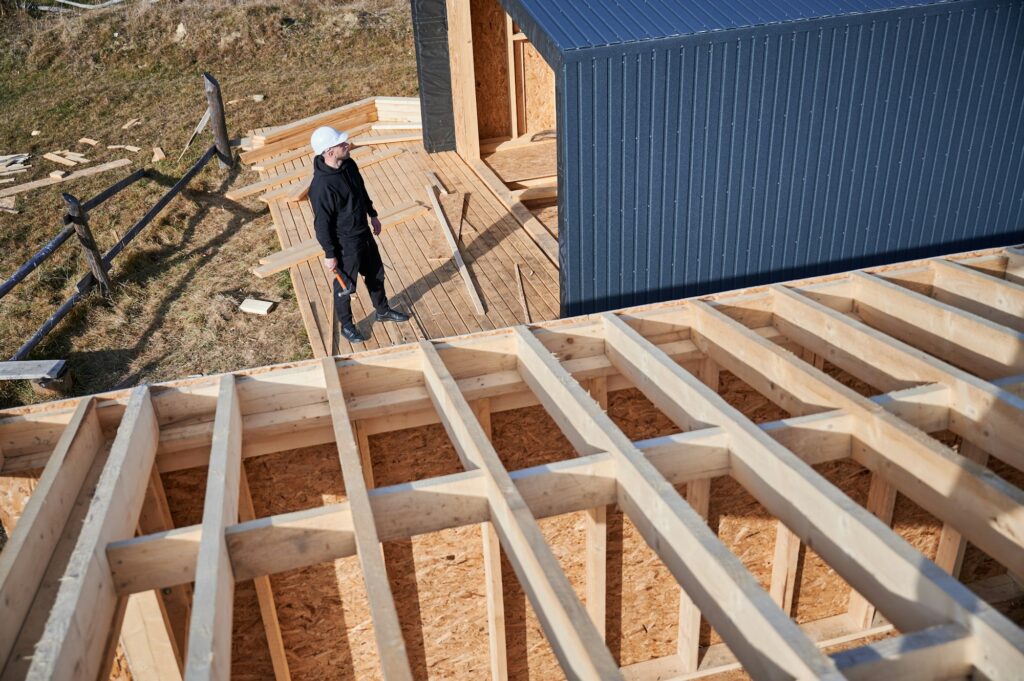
[341,322,366,343]
[376,308,410,323]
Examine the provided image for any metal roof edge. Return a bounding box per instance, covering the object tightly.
[497,0,565,70]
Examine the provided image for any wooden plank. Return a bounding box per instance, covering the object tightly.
[238,470,291,681]
[0,360,66,382]
[470,159,558,267]
[515,324,841,680]
[687,302,1024,679]
[446,0,481,161]
[676,478,709,673]
[832,624,972,681]
[929,258,1024,332]
[426,184,486,315]
[250,148,313,173]
[24,386,158,681]
[0,158,132,199]
[0,398,103,671]
[241,108,376,164]
[350,133,422,146]
[769,284,1024,471]
[584,378,608,639]
[419,341,622,680]
[255,98,377,145]
[225,165,310,200]
[471,399,508,681]
[184,374,243,680]
[852,270,1024,380]
[120,591,183,681]
[322,357,412,680]
[43,152,77,167]
[107,375,993,593]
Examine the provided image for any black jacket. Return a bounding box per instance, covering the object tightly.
[309,155,379,258]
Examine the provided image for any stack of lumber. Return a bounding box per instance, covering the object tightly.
[1,154,31,182]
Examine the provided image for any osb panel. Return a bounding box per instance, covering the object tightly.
[522,41,555,134]
[471,0,511,140]
[0,468,41,538]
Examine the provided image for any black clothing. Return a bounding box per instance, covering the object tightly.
[310,155,379,258]
[332,233,388,326]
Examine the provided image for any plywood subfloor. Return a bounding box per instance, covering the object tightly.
[256,143,561,357]
[483,139,556,184]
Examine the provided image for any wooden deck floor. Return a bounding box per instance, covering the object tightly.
[259,143,561,357]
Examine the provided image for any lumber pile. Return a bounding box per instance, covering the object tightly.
[1,154,31,179]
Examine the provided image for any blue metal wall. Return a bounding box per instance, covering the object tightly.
[557,0,1024,315]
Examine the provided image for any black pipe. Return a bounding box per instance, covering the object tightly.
[0,226,75,301]
[11,284,87,361]
[82,168,146,212]
[0,169,147,302]
[103,145,216,266]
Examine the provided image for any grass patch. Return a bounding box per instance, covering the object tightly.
[0,0,417,407]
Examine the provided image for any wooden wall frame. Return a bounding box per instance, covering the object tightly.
[1,246,1022,680]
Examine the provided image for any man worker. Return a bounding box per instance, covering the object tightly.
[309,125,409,343]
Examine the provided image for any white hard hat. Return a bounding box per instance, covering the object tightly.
[310,126,349,156]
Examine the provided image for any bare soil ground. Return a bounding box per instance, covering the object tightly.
[0,0,417,407]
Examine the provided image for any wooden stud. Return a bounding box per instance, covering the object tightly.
[933,440,991,578]
[516,323,841,680]
[419,341,622,680]
[0,398,104,671]
[929,258,1024,332]
[184,375,243,680]
[321,357,413,681]
[584,377,608,639]
[471,398,508,681]
[238,470,291,681]
[445,0,481,161]
[846,473,898,628]
[24,386,159,681]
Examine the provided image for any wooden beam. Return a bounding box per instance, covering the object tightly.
[471,398,508,681]
[107,378,979,594]
[184,375,243,680]
[238,470,291,681]
[929,258,1024,332]
[419,340,622,680]
[0,158,132,199]
[120,591,184,681]
[321,357,413,681]
[516,323,841,680]
[0,398,104,671]
[584,378,608,639]
[832,623,972,681]
[769,284,1024,471]
[426,184,486,315]
[445,0,480,161]
[24,385,158,681]
[687,301,1024,679]
[851,270,1024,380]
[505,13,519,140]
[225,166,310,201]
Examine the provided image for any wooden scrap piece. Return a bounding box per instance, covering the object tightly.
[124,145,142,153]
[0,197,17,213]
[239,298,276,315]
[79,137,99,146]
[122,118,141,130]
[49,170,69,179]
[425,184,485,315]
[31,130,41,136]
[0,179,14,185]
[44,152,77,167]
[0,158,131,199]
[151,147,166,162]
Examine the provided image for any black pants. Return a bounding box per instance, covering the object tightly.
[333,235,389,325]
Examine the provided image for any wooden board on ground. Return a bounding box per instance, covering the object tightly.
[0,159,131,199]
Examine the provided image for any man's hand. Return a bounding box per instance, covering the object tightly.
[371,215,382,236]
[322,257,337,272]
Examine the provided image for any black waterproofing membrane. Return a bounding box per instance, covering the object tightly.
[410,0,456,153]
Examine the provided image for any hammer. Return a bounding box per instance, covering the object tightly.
[333,271,353,299]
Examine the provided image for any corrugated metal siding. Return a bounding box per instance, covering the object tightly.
[559,0,1024,315]
[505,0,955,52]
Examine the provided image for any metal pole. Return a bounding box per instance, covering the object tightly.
[203,72,233,169]
[64,193,112,295]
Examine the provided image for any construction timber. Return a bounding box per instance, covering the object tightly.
[0,245,1022,680]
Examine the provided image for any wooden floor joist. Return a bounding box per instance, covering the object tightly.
[1,245,1023,680]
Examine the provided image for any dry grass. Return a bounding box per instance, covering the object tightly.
[0,0,417,407]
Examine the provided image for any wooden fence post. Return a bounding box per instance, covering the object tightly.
[63,193,112,295]
[203,72,233,169]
